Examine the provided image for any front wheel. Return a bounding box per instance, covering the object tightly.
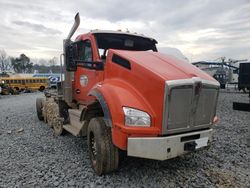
[87,117,119,175]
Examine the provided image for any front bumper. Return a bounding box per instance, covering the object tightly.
[127,129,213,160]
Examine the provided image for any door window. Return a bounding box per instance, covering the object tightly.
[77,40,93,62]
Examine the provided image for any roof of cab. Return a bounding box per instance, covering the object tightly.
[89,30,158,43]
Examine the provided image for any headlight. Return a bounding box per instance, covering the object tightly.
[123,107,151,127]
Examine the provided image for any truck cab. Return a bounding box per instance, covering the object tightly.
[36,13,220,175]
[68,30,158,103]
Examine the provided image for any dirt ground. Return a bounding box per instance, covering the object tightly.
[0,91,249,187]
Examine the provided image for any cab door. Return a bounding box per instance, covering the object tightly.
[73,39,103,104]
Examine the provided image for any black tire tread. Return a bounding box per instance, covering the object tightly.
[88,117,119,175]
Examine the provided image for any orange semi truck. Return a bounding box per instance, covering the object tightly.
[36,13,220,175]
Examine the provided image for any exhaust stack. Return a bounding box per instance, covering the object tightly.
[67,13,80,40]
[63,13,80,105]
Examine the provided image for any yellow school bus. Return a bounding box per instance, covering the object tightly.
[0,77,49,91]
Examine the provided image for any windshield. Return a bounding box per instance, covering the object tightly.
[94,33,157,59]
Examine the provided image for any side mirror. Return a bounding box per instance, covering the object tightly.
[64,40,77,72]
[64,39,104,71]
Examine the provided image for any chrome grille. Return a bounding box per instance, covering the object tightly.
[162,77,219,135]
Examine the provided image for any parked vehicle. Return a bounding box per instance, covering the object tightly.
[36,13,220,175]
[192,61,238,89]
[0,77,49,92]
[33,73,62,89]
[0,81,19,95]
[213,69,227,89]
[238,62,250,92]
[233,63,250,111]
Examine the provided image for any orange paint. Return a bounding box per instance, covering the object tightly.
[72,32,218,150]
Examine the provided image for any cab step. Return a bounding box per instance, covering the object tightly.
[63,109,88,137]
[68,108,82,118]
[63,124,80,136]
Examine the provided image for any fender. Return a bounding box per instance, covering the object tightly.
[88,89,113,128]
[89,79,155,128]
[88,79,160,150]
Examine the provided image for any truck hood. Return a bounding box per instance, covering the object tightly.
[112,50,216,82]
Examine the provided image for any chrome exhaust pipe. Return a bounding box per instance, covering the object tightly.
[67,12,80,40]
[63,13,80,105]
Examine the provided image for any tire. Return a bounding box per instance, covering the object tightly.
[53,120,64,136]
[46,101,56,128]
[87,117,119,175]
[39,86,45,92]
[52,104,64,136]
[36,98,44,121]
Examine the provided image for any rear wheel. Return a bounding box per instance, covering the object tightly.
[87,117,119,175]
[53,119,64,136]
[36,98,44,121]
[52,104,64,136]
[39,86,45,91]
[46,101,57,128]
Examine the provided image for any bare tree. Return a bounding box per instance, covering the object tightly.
[48,57,58,66]
[0,50,11,72]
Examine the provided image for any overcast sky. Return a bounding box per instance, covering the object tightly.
[0,0,249,62]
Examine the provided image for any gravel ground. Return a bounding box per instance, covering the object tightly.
[0,91,249,187]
